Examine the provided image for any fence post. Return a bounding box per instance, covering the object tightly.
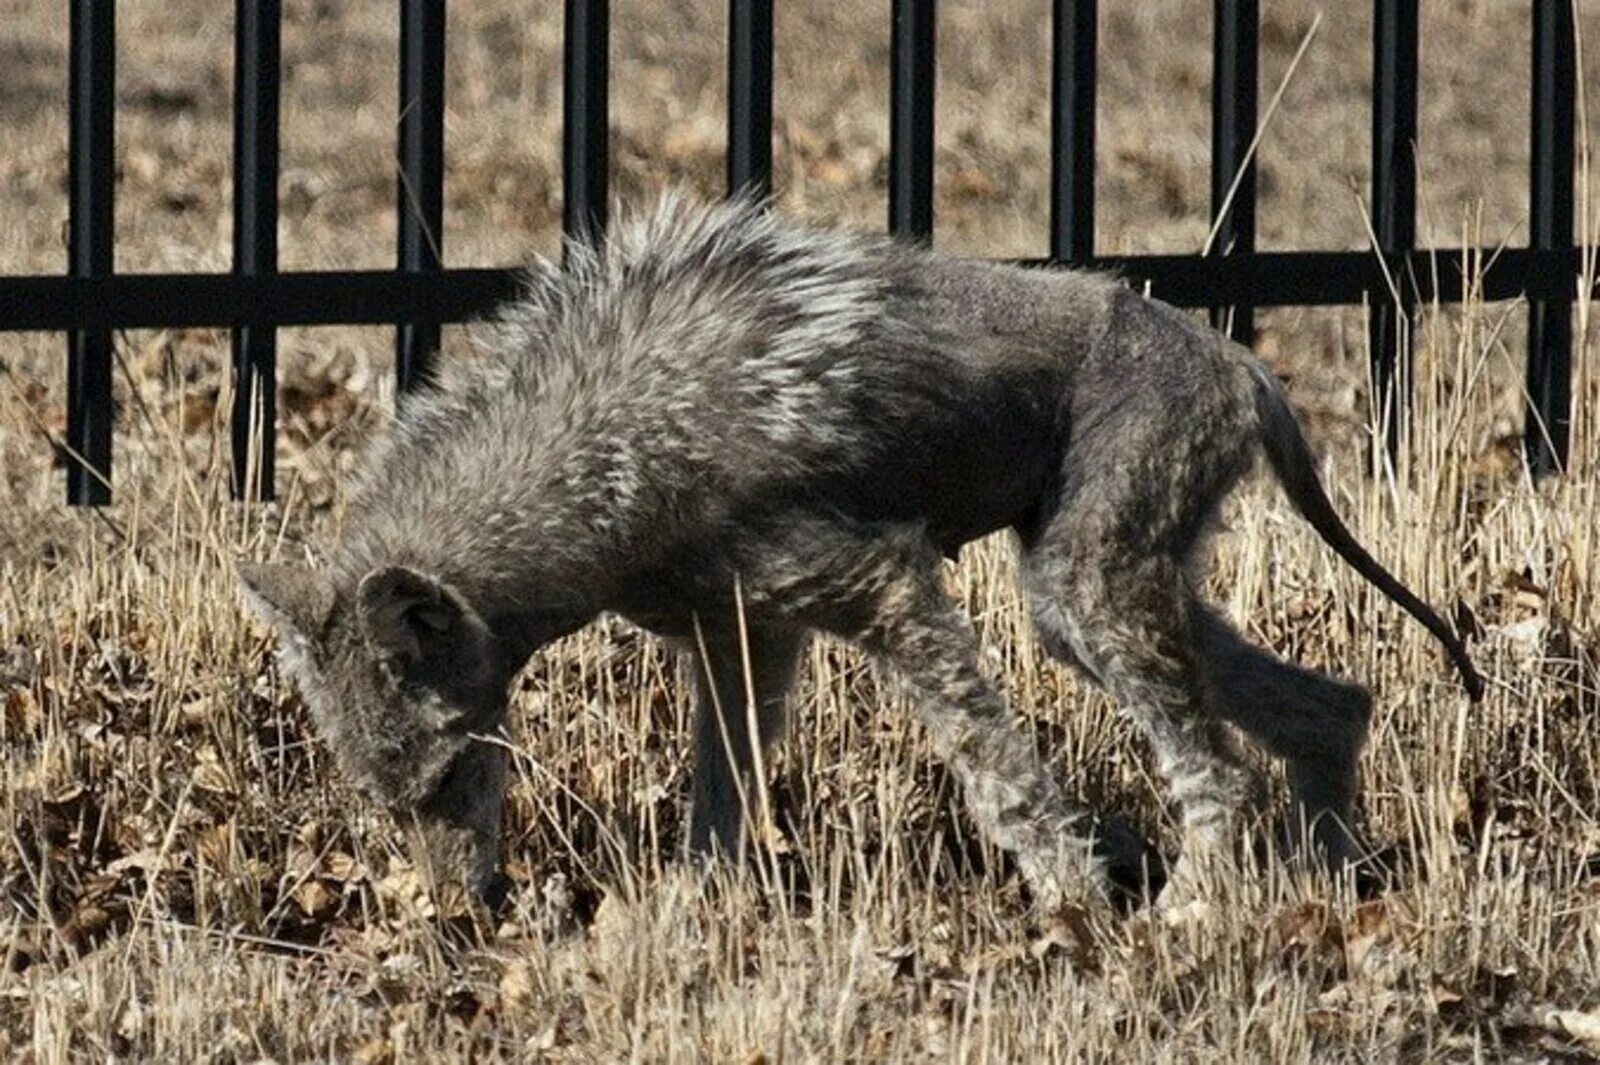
[564,0,609,246]
[67,0,115,506]
[1368,0,1418,463]
[232,0,281,501]
[1526,0,1575,476]
[728,0,773,200]
[889,0,936,243]
[1050,0,1096,266]
[396,0,446,394]
[1210,0,1257,344]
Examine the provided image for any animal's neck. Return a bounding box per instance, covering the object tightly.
[339,496,610,637]
[488,604,595,676]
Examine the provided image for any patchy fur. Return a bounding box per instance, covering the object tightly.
[238,194,1480,908]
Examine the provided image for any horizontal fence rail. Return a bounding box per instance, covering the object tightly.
[5,250,1588,333]
[1,0,1585,505]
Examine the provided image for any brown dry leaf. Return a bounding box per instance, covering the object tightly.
[1431,984,1464,1009]
[1503,568,1546,601]
[192,744,234,794]
[197,820,236,867]
[963,940,1024,976]
[60,903,118,955]
[1305,1004,1344,1033]
[177,694,218,728]
[106,849,171,876]
[1030,903,1101,972]
[432,882,476,922]
[68,904,112,939]
[522,1026,559,1055]
[499,958,536,1012]
[286,821,324,880]
[1343,899,1396,973]
[5,688,42,732]
[1272,900,1335,956]
[377,867,436,920]
[294,878,337,919]
[324,851,366,883]
[875,943,918,981]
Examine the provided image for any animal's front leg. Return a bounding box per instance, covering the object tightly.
[1026,557,1259,910]
[685,624,804,861]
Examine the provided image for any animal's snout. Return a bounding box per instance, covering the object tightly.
[397,741,509,905]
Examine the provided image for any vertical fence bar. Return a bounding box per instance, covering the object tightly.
[1210,0,1258,343]
[727,0,773,200]
[1050,0,1096,265]
[1368,0,1418,460]
[1526,0,1575,476]
[564,0,609,244]
[889,0,936,242]
[396,0,446,394]
[232,0,281,501]
[67,0,114,506]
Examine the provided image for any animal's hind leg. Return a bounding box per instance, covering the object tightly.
[1190,603,1372,866]
[686,624,804,860]
[1021,372,1263,903]
[1025,550,1256,899]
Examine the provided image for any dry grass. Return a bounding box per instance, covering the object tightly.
[3,1,1600,1061]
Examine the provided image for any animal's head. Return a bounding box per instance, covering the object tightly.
[237,561,512,902]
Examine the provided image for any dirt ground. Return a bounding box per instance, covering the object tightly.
[2,1,1599,1061]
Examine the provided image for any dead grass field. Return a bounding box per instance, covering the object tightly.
[2,1,1599,1060]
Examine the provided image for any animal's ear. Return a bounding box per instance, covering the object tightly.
[356,565,485,667]
[237,561,335,641]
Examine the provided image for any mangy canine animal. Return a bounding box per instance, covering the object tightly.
[239,195,1483,909]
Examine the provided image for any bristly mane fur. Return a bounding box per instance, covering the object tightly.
[335,192,946,605]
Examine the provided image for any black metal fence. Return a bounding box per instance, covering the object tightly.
[0,1,1586,505]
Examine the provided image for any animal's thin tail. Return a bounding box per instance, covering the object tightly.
[1248,363,1485,701]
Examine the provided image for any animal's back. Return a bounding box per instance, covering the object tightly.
[337,198,1121,599]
